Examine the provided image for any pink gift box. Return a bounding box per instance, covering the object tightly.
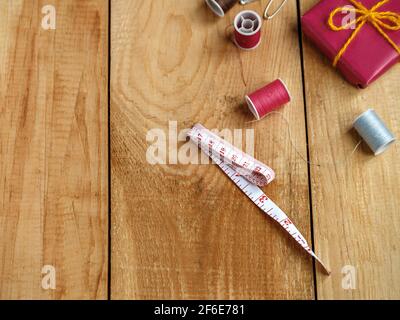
[301,0,400,88]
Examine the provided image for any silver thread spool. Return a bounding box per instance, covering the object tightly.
[353,109,396,155]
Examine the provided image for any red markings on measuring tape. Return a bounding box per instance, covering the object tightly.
[281,218,293,226]
[187,124,330,275]
[256,195,269,204]
[188,124,275,187]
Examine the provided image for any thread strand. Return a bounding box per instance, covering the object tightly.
[246,111,363,167]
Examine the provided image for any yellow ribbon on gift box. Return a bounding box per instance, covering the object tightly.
[328,0,400,67]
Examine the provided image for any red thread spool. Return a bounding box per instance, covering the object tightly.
[234,10,262,50]
[245,79,292,120]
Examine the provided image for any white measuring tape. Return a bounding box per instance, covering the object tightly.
[187,123,330,274]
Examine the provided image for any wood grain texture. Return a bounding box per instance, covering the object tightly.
[301,0,400,299]
[0,0,108,299]
[111,0,314,299]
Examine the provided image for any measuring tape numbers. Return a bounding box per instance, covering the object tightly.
[187,123,330,274]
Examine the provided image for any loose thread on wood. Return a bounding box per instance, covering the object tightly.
[245,111,364,168]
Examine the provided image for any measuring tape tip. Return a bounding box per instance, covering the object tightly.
[318,261,331,276]
[321,264,331,275]
[324,269,332,276]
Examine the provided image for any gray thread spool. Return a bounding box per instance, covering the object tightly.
[353,109,396,155]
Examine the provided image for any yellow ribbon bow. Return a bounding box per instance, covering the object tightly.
[328,0,400,67]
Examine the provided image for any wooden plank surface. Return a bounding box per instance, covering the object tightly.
[301,0,400,299]
[111,0,315,299]
[0,0,108,299]
[3,0,397,300]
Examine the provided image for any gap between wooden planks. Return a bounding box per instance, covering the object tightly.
[0,0,108,299]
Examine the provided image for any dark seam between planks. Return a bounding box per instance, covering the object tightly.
[107,0,112,301]
[296,0,318,301]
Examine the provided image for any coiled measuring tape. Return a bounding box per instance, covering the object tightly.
[187,124,330,274]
